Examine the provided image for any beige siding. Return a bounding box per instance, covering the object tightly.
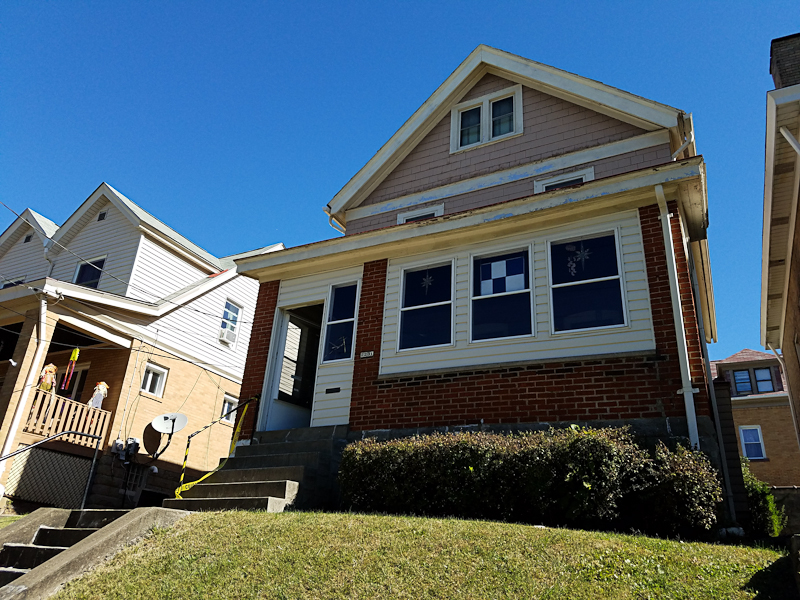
[49,203,141,296]
[346,143,672,235]
[379,210,654,375]
[363,74,646,208]
[273,266,364,427]
[126,235,208,302]
[0,226,50,285]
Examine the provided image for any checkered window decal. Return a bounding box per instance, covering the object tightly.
[478,255,527,296]
[472,250,532,341]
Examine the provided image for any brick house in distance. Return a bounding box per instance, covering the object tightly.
[193,45,743,515]
[711,349,800,486]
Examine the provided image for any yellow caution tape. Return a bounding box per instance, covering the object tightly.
[174,404,248,499]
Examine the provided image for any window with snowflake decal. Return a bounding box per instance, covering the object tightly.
[549,232,625,332]
[399,263,452,350]
[471,249,532,341]
[323,283,358,362]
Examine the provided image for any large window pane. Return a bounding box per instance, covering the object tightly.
[75,259,105,289]
[399,304,451,349]
[754,368,774,393]
[552,279,624,332]
[330,284,357,322]
[404,265,451,307]
[473,293,532,340]
[323,321,355,361]
[491,96,514,137]
[550,235,618,285]
[474,251,528,296]
[460,107,481,147]
[733,370,752,394]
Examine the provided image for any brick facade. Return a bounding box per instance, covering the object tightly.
[733,403,800,486]
[238,280,280,440]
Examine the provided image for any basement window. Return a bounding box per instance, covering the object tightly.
[739,426,766,460]
[449,85,523,153]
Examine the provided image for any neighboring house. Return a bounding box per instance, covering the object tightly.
[228,46,743,514]
[711,349,800,486]
[0,182,281,508]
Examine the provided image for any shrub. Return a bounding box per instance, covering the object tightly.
[740,457,786,537]
[339,427,723,537]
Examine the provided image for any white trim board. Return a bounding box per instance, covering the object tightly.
[346,130,669,222]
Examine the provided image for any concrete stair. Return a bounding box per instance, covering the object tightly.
[163,425,349,512]
[0,509,128,586]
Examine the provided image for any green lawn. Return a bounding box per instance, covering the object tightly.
[0,515,22,530]
[55,511,795,600]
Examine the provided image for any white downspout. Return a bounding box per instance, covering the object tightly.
[655,185,700,448]
[767,345,800,454]
[0,296,48,496]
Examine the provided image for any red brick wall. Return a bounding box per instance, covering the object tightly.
[347,203,711,431]
[237,280,280,440]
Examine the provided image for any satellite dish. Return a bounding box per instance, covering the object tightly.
[151,413,188,434]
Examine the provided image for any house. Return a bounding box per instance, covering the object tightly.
[0,182,281,508]
[711,349,800,486]
[225,46,745,515]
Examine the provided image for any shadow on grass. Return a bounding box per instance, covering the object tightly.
[744,555,799,599]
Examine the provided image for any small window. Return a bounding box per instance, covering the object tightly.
[219,300,242,346]
[399,263,452,350]
[23,234,32,243]
[472,250,532,341]
[2,278,24,289]
[733,370,752,395]
[323,283,358,362]
[739,426,766,460]
[221,395,238,423]
[754,368,775,393]
[550,233,625,332]
[97,211,107,222]
[74,257,106,289]
[534,167,595,193]
[449,85,523,153]
[397,204,444,225]
[140,363,168,397]
[732,367,776,396]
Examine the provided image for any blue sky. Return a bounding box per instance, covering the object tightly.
[1,1,798,360]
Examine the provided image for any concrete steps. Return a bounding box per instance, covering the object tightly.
[163,425,349,512]
[0,509,128,587]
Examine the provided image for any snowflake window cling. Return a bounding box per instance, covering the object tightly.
[566,242,591,277]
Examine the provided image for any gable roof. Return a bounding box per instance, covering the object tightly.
[326,44,686,220]
[715,348,776,364]
[0,207,61,259]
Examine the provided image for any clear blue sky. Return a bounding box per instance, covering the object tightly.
[1,1,798,360]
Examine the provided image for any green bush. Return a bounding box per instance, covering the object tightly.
[339,427,722,537]
[741,457,786,537]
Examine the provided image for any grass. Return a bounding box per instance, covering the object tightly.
[0,515,22,530]
[54,511,795,600]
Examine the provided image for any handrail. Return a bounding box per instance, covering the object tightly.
[175,395,258,498]
[0,429,103,510]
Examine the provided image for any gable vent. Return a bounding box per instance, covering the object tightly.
[23,234,32,243]
[97,211,107,222]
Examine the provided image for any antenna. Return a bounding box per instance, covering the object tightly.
[148,413,188,459]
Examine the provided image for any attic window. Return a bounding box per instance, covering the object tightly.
[534,167,595,194]
[23,234,32,243]
[449,85,523,153]
[397,204,444,225]
[97,211,107,222]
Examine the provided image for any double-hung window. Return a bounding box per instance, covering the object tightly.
[141,363,168,397]
[219,300,242,346]
[732,367,776,396]
[74,257,105,289]
[450,85,523,153]
[399,263,452,350]
[323,283,358,362]
[549,233,625,332]
[739,426,766,460]
[471,250,532,341]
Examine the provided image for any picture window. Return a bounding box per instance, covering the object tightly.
[549,232,625,332]
[471,250,532,341]
[323,283,358,362]
[140,363,168,398]
[449,85,523,153]
[399,263,452,350]
[74,257,106,289]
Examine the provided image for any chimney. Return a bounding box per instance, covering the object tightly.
[770,32,800,89]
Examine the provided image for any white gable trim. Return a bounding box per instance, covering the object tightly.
[346,130,669,222]
[328,45,683,217]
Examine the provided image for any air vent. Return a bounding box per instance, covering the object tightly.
[97,211,107,222]
[23,234,32,243]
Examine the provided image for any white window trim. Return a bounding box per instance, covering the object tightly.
[72,255,107,287]
[219,299,243,349]
[534,167,596,194]
[468,244,535,344]
[739,425,767,460]
[140,362,168,398]
[449,84,524,154]
[397,204,445,225]
[396,259,456,353]
[321,281,361,364]
[546,228,629,336]
[221,394,239,423]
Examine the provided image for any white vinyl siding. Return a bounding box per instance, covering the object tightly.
[49,203,141,297]
[126,235,208,301]
[379,210,654,376]
[0,227,50,285]
[270,266,363,428]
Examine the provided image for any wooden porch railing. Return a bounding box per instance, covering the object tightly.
[23,389,111,447]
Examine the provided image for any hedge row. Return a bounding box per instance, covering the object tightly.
[339,426,722,536]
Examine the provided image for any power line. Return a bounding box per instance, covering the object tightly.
[0,200,258,324]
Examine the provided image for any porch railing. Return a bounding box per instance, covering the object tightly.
[23,389,111,447]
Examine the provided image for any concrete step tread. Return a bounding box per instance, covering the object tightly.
[207,466,305,484]
[163,496,290,513]
[182,480,299,501]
